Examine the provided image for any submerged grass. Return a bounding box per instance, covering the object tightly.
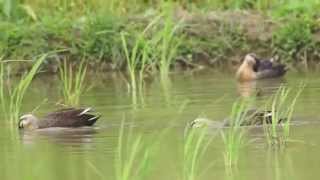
[0,55,45,124]
[59,59,87,106]
[263,85,304,147]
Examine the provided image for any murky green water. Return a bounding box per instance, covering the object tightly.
[1,71,320,180]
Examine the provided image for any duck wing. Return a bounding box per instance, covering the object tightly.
[38,108,100,128]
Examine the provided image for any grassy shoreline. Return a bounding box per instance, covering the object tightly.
[2,1,320,74]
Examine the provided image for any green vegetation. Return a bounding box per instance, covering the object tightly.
[115,120,151,180]
[153,4,182,79]
[272,17,315,65]
[0,55,45,125]
[183,127,213,180]
[263,85,304,146]
[0,0,316,179]
[121,32,148,93]
[221,99,249,167]
[2,0,320,73]
[121,26,151,107]
[59,59,87,106]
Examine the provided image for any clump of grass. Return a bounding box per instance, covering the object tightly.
[0,55,45,124]
[152,3,182,80]
[263,85,304,147]
[121,33,148,92]
[122,2,182,83]
[221,99,249,167]
[183,126,213,180]
[82,13,124,63]
[121,31,151,108]
[115,119,151,180]
[59,59,87,106]
[272,17,314,64]
[271,0,320,18]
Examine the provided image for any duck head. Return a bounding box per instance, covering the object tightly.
[19,114,39,130]
[243,53,258,67]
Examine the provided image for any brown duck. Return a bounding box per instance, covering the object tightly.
[18,108,100,130]
[236,53,287,82]
[190,109,286,128]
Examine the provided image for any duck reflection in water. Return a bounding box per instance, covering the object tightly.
[237,78,286,98]
[19,126,99,151]
[236,53,288,97]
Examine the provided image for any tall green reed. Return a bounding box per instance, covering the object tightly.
[0,55,45,124]
[221,99,249,167]
[151,3,182,80]
[121,32,150,108]
[115,119,151,180]
[121,33,147,92]
[183,127,213,180]
[120,15,164,107]
[263,85,304,146]
[59,59,87,106]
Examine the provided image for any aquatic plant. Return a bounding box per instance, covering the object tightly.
[221,99,249,167]
[183,126,213,180]
[263,85,304,146]
[59,59,87,106]
[151,2,182,80]
[0,55,45,125]
[115,119,151,180]
[121,32,149,108]
[121,33,146,92]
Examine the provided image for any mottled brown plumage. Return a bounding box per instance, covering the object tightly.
[19,108,100,130]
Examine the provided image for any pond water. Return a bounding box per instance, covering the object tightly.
[0,70,320,180]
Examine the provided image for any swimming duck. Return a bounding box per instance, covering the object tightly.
[236,54,287,82]
[189,109,285,128]
[18,107,100,130]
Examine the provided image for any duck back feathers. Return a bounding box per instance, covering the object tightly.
[38,108,100,128]
[256,64,287,79]
[254,59,273,71]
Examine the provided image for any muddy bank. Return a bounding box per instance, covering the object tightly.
[3,10,320,75]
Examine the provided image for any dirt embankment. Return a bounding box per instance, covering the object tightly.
[173,10,278,68]
[5,9,320,75]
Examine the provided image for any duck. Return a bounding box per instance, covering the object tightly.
[18,107,100,130]
[189,109,285,128]
[236,53,287,82]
